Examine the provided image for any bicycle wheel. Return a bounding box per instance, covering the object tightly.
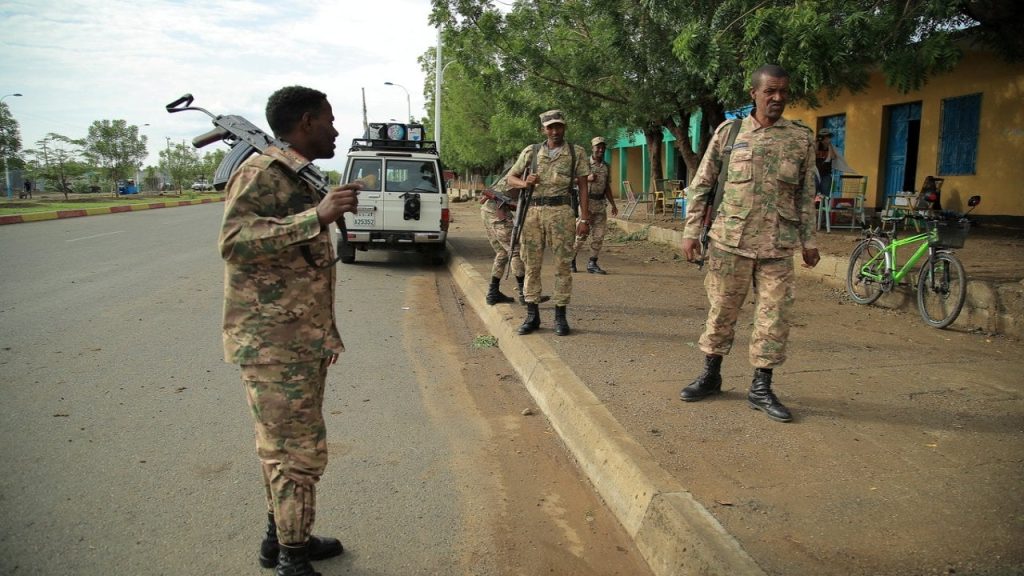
[846,238,886,305]
[917,251,967,328]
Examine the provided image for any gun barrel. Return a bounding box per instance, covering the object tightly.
[193,127,230,149]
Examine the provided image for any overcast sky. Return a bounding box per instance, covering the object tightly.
[0,0,439,173]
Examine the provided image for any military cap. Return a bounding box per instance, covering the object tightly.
[540,110,566,127]
[591,136,606,147]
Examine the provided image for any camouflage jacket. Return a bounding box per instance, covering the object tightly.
[509,142,590,199]
[683,115,817,258]
[585,157,610,213]
[219,151,344,365]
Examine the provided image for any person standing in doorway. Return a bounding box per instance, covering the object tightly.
[680,64,820,423]
[572,136,618,274]
[506,109,590,336]
[220,85,361,575]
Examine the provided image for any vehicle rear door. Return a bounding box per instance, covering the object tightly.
[382,157,443,232]
[345,157,384,233]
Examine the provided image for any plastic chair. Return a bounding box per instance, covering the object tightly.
[817,174,867,232]
[671,192,687,220]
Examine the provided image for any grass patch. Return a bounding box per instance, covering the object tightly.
[471,335,499,348]
[0,193,223,215]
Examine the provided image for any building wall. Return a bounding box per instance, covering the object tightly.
[788,48,1024,217]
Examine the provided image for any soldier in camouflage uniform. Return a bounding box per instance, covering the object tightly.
[506,109,591,336]
[220,86,360,576]
[480,175,524,305]
[572,136,619,274]
[679,65,821,423]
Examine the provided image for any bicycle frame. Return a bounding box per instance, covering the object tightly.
[856,228,936,287]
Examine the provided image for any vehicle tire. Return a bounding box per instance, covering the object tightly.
[338,240,356,264]
[846,238,886,305]
[917,251,967,329]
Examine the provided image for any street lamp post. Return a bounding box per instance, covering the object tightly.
[383,82,412,123]
[2,93,24,200]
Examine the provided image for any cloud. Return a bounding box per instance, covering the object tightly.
[0,0,438,172]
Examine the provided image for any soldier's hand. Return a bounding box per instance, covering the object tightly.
[316,183,362,225]
[681,238,700,263]
[575,220,590,236]
[801,247,821,268]
[525,174,539,186]
[610,205,619,217]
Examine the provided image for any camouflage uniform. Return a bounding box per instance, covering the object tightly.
[573,156,611,259]
[220,148,343,545]
[683,115,816,368]
[480,176,525,280]
[509,142,590,306]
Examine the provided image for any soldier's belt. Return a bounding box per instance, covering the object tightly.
[532,196,570,207]
[588,194,606,200]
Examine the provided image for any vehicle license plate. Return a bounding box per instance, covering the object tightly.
[353,207,375,227]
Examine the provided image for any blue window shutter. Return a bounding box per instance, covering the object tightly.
[939,94,981,175]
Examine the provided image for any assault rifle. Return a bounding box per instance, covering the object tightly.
[504,174,533,279]
[165,93,350,266]
[696,119,743,270]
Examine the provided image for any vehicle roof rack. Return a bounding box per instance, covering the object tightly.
[349,139,439,155]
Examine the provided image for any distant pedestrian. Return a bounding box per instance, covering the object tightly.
[220,85,361,575]
[21,180,32,199]
[506,109,590,336]
[680,64,820,423]
[572,136,618,274]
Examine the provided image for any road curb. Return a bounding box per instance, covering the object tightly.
[0,197,224,225]
[611,217,1024,338]
[446,247,767,576]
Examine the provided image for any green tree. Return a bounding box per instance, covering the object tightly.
[24,133,88,200]
[159,140,200,193]
[1,100,23,197]
[431,0,1015,182]
[82,119,147,195]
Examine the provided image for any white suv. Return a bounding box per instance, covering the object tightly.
[338,123,449,265]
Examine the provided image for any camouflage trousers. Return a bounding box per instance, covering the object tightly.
[241,358,330,545]
[481,203,525,280]
[573,207,609,259]
[698,245,795,368]
[521,205,575,306]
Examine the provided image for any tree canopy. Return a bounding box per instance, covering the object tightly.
[82,119,148,193]
[428,0,1013,182]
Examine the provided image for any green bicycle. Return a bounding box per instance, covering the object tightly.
[845,195,981,329]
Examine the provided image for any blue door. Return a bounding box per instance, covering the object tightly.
[884,102,922,198]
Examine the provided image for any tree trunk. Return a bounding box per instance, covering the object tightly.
[644,125,663,197]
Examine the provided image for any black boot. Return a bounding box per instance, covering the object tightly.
[275,543,321,576]
[485,276,514,305]
[260,514,343,568]
[571,258,578,273]
[517,303,540,334]
[554,306,571,336]
[680,355,723,402]
[748,368,793,423]
[587,257,607,274]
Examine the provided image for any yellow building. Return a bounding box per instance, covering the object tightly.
[788,45,1024,218]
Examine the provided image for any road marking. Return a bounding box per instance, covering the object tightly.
[66,231,125,242]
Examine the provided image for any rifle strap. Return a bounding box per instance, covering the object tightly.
[711,119,744,215]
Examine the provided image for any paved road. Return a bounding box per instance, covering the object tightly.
[0,205,651,576]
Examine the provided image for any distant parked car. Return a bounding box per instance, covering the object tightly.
[191,180,213,191]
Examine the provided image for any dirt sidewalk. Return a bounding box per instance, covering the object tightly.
[446,198,1024,576]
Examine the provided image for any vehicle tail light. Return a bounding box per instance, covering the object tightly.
[441,208,450,231]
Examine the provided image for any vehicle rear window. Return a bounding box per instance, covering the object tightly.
[385,160,439,193]
[348,159,382,191]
